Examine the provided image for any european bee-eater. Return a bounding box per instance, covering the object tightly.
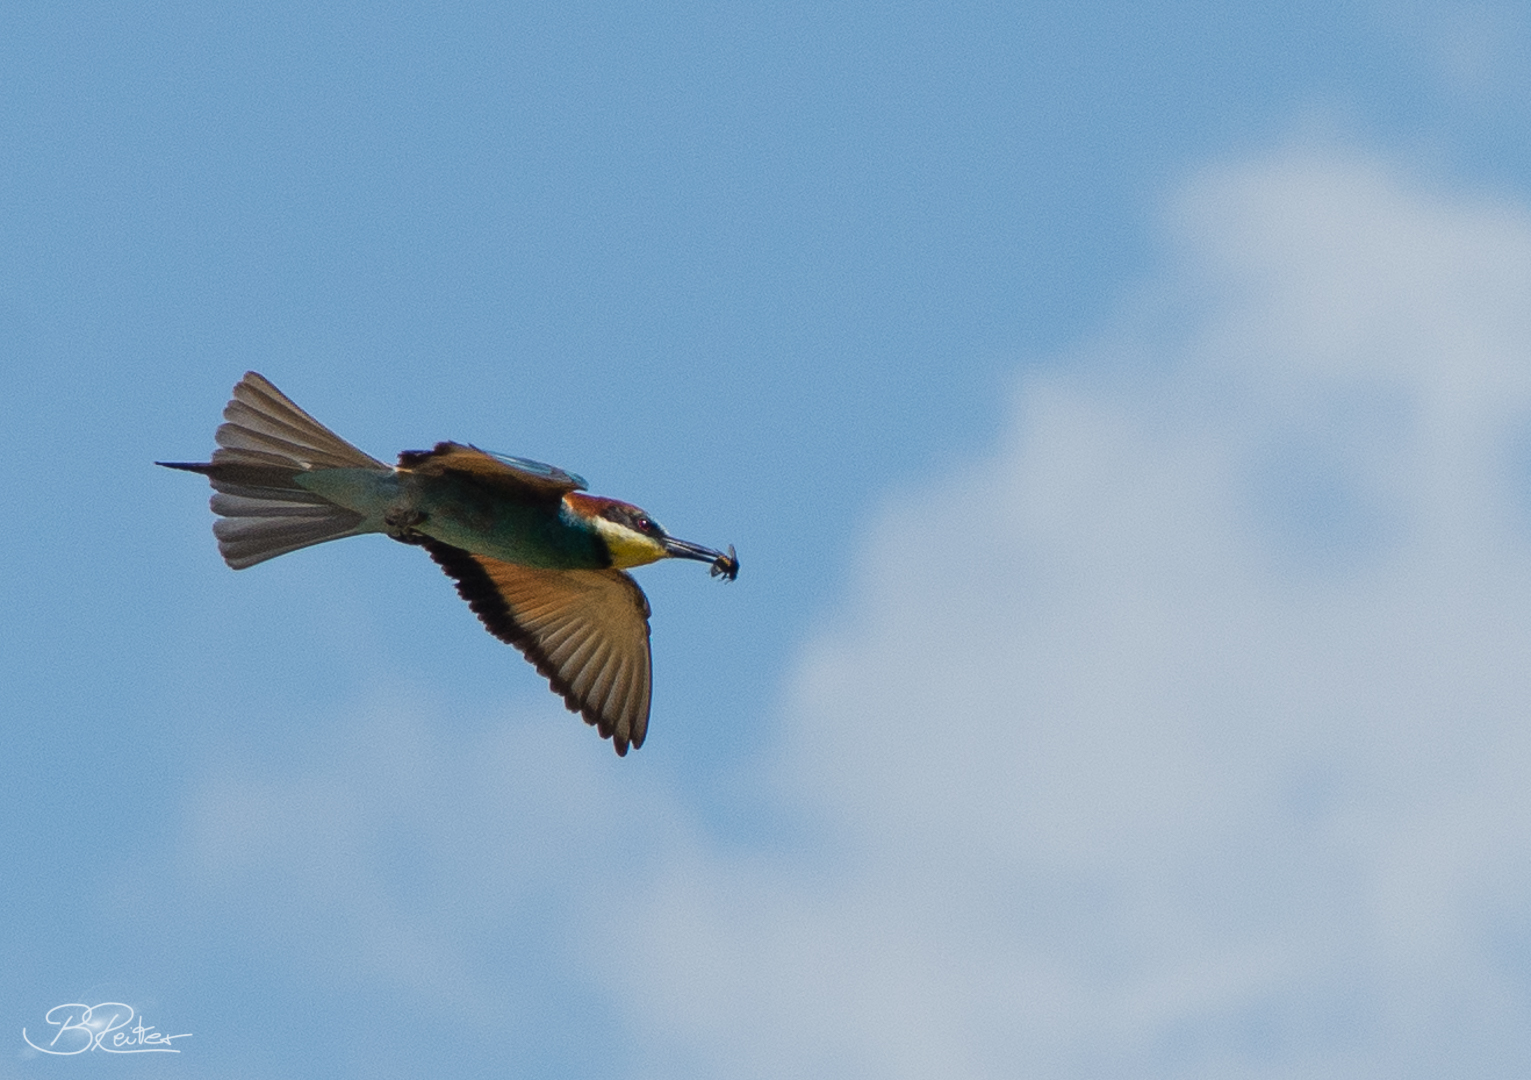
[160,371,738,756]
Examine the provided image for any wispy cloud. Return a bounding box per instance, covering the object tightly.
[166,145,1531,1077]
[604,147,1531,1077]
[1376,2,1531,101]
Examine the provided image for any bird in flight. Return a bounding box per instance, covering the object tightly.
[160,372,738,755]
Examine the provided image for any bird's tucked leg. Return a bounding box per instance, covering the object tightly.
[384,506,429,544]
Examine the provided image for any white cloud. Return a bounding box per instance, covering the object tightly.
[166,146,1531,1078]
[1377,2,1531,101]
[600,148,1531,1077]
[168,699,689,1051]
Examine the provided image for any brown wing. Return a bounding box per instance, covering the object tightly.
[420,538,654,755]
[398,442,586,503]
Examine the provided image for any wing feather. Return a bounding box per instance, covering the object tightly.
[397,442,587,502]
[419,539,654,754]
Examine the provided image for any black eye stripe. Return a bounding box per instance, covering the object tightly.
[603,507,662,536]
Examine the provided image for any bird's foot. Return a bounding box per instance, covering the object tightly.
[384,507,429,544]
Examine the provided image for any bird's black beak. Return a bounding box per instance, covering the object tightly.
[662,537,740,581]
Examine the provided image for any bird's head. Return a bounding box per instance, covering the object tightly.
[566,493,739,580]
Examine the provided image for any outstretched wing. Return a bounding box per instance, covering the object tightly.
[398,442,587,503]
[420,538,654,755]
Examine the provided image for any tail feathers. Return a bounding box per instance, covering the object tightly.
[160,372,388,569]
[211,493,369,570]
[158,459,374,569]
[213,371,386,471]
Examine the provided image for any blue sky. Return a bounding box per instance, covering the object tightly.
[6,2,1531,1076]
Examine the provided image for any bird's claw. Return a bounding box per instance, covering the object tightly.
[385,507,429,543]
